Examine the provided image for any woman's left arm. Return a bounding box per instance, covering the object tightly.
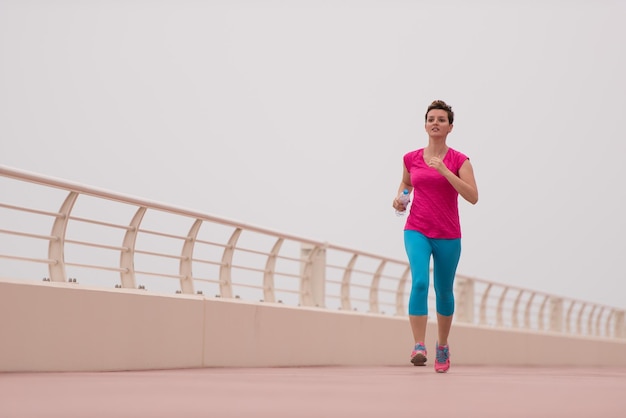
[432,158,479,204]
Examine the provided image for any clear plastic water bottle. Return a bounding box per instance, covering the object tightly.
[395,189,410,216]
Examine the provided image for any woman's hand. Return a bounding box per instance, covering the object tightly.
[427,157,450,175]
[392,196,408,212]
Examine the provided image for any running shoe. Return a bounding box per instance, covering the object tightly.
[410,342,427,366]
[434,342,450,373]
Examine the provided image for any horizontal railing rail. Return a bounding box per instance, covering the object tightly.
[1,164,624,339]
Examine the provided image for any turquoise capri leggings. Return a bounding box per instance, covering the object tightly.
[404,230,461,316]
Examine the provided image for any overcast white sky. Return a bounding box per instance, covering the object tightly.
[1,0,625,308]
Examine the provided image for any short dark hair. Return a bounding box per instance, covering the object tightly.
[425,100,454,124]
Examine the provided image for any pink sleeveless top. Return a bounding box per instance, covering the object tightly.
[403,148,468,239]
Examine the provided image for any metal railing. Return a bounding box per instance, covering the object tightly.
[1,164,624,339]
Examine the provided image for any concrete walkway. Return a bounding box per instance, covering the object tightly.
[2,366,625,418]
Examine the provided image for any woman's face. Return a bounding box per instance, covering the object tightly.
[425,109,453,137]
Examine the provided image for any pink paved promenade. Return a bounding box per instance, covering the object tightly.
[2,366,625,418]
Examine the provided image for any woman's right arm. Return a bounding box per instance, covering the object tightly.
[392,164,413,211]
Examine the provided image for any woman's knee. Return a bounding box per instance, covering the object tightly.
[411,276,429,295]
[435,293,455,316]
[436,301,455,316]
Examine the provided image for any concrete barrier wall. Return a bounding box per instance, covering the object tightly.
[1,280,624,372]
[0,280,205,372]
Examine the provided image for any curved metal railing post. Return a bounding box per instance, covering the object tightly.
[576,303,587,335]
[614,310,625,339]
[511,289,524,329]
[587,306,597,337]
[368,260,386,314]
[298,243,326,307]
[549,297,563,333]
[604,309,614,338]
[455,277,475,324]
[341,254,358,311]
[179,219,202,294]
[565,300,576,334]
[496,287,509,328]
[395,265,411,316]
[479,283,493,326]
[594,307,605,337]
[524,293,536,330]
[219,228,241,299]
[48,191,79,282]
[120,207,146,289]
[299,244,326,307]
[538,295,550,331]
[262,238,284,303]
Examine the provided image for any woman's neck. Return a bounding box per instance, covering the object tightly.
[425,140,448,155]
